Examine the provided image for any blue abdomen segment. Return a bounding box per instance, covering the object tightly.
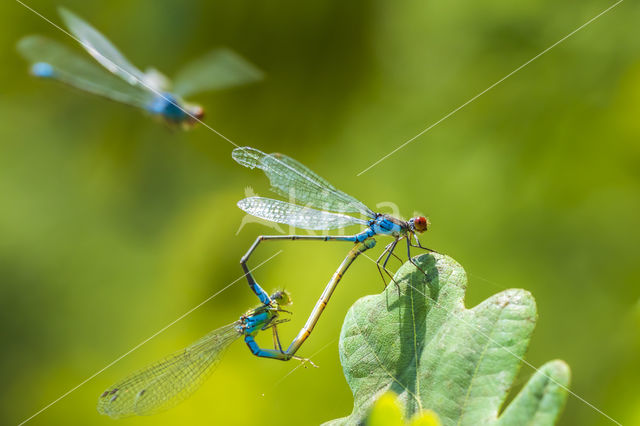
[249,280,271,305]
[354,227,376,242]
[245,335,287,360]
[244,335,292,361]
[244,335,265,356]
[146,93,188,121]
[32,62,55,78]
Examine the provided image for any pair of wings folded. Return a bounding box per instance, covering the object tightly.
[17,7,263,109]
[233,147,375,230]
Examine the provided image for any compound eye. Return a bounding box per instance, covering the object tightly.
[271,290,292,305]
[193,106,204,120]
[414,217,428,232]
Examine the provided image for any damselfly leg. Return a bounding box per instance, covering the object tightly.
[376,240,399,288]
[406,236,431,278]
[410,232,437,252]
[272,326,283,352]
[376,235,434,289]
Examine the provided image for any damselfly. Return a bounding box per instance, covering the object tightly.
[18,7,262,129]
[97,287,295,418]
[233,146,432,284]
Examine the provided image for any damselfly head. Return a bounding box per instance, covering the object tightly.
[179,104,204,130]
[270,290,292,306]
[409,216,429,233]
[187,104,205,122]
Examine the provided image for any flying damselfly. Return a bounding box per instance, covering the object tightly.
[18,7,263,129]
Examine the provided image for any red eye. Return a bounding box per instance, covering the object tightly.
[414,217,428,232]
[193,106,205,120]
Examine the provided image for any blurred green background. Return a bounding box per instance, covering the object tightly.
[1,1,639,425]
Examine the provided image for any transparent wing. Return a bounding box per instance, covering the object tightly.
[59,7,148,88]
[172,48,263,98]
[233,147,375,217]
[143,67,172,92]
[238,197,369,230]
[97,323,240,419]
[17,35,153,108]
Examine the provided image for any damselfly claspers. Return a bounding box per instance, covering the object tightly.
[18,8,262,129]
[233,146,432,284]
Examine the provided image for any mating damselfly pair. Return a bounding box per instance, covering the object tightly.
[96,147,432,418]
[15,5,434,420]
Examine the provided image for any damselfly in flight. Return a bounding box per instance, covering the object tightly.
[98,286,297,418]
[233,146,432,283]
[18,7,263,129]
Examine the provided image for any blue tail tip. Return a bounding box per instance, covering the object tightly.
[31,62,55,78]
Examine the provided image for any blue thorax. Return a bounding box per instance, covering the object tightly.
[370,216,404,236]
[147,92,188,121]
[243,312,270,335]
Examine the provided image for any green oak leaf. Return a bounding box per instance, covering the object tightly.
[325,253,570,426]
